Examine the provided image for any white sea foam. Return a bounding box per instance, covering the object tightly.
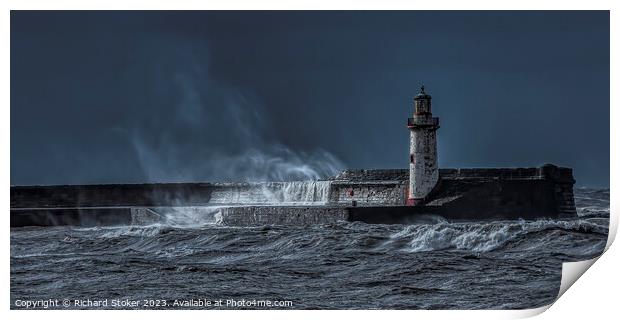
[98,225,175,238]
[393,219,608,253]
[207,180,331,205]
[577,206,610,217]
[259,181,331,204]
[157,206,224,226]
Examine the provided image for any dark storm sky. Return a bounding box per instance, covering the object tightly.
[11,11,610,186]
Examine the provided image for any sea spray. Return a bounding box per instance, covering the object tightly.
[203,181,332,205]
[260,181,331,204]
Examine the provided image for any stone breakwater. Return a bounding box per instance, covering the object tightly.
[10,164,576,227]
[219,206,349,227]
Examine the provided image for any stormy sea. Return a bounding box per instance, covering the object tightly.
[10,187,609,310]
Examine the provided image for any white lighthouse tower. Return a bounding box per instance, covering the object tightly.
[407,85,440,206]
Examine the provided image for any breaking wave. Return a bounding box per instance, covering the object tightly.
[156,206,223,227]
[575,187,610,217]
[259,181,331,204]
[390,218,608,253]
[205,180,331,205]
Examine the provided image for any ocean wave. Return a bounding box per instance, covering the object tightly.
[391,219,608,253]
[577,206,610,217]
[86,217,608,255]
[574,187,609,217]
[97,225,179,238]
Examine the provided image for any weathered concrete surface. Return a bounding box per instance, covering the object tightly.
[219,206,348,226]
[10,207,133,227]
[332,169,409,181]
[10,183,215,208]
[328,181,407,206]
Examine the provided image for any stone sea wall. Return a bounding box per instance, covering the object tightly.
[10,164,577,227]
[219,206,349,226]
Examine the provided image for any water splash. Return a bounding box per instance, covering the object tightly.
[207,181,332,205]
[260,181,331,204]
[156,207,224,227]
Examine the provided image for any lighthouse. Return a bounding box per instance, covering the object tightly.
[407,86,440,206]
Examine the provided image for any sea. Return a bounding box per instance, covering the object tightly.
[10,187,609,309]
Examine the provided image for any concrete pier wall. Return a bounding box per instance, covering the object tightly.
[10,164,577,227]
[11,207,133,227]
[219,206,348,226]
[332,165,577,216]
[328,181,407,206]
[10,181,331,208]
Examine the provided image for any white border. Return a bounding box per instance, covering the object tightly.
[3,1,616,320]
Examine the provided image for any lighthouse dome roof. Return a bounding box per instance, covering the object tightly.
[414,85,432,100]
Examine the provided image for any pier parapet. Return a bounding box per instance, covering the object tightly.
[10,164,576,227]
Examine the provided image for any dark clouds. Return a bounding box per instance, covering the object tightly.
[10,11,609,186]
